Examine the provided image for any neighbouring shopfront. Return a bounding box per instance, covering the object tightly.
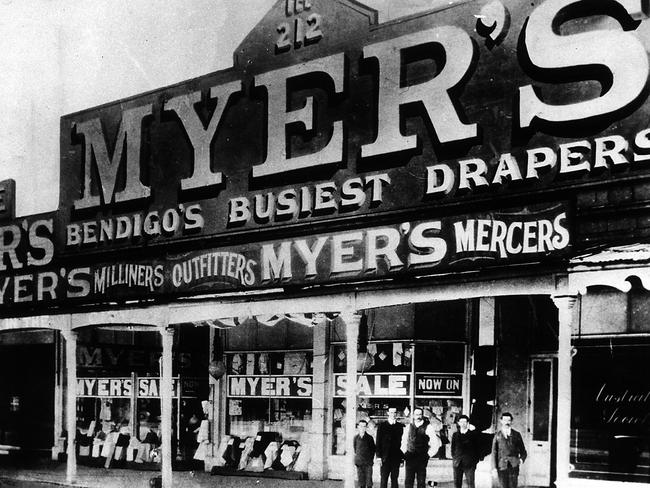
[70,327,209,467]
[2,1,650,487]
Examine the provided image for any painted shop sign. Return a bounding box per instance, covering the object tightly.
[227,375,312,398]
[0,180,15,222]
[56,0,650,253]
[0,205,569,307]
[76,377,197,398]
[77,345,199,373]
[334,373,411,397]
[415,374,463,397]
[0,0,646,313]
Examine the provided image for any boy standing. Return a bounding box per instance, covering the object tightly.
[354,420,376,488]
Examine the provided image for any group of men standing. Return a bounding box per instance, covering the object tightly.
[354,409,527,488]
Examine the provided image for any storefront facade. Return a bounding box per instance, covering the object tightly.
[1,0,650,487]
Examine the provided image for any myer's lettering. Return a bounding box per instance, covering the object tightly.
[228,375,312,397]
[64,0,650,213]
[76,377,183,398]
[73,105,153,209]
[519,0,648,128]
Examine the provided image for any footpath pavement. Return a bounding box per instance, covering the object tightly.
[2,462,341,488]
[0,463,460,488]
[0,460,529,488]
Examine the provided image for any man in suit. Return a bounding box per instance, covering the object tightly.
[401,407,440,488]
[491,412,527,488]
[354,420,376,488]
[376,407,405,488]
[451,414,479,488]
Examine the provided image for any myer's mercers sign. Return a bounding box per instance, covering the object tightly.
[2,0,649,311]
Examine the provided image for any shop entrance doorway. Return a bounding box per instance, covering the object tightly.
[0,341,55,455]
[527,356,557,487]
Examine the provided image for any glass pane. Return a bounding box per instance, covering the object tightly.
[532,360,551,441]
[332,342,411,373]
[414,300,467,341]
[415,398,464,460]
[415,343,465,373]
[571,342,650,482]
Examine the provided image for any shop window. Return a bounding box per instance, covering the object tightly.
[414,343,464,373]
[75,327,207,377]
[579,288,627,335]
[331,397,410,455]
[570,340,650,482]
[414,300,468,341]
[227,398,312,440]
[75,375,203,466]
[227,351,312,376]
[630,290,650,333]
[330,306,415,342]
[331,342,412,373]
[414,399,463,459]
[226,319,314,351]
[414,343,465,459]
[331,341,466,456]
[225,351,313,446]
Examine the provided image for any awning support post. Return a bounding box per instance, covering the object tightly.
[160,326,174,488]
[552,295,577,488]
[342,311,361,488]
[63,327,78,485]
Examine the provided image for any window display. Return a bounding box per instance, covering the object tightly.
[570,340,650,482]
[225,351,313,441]
[221,350,313,474]
[75,375,202,468]
[331,341,466,456]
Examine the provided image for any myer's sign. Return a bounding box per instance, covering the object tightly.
[76,377,198,398]
[227,375,312,397]
[59,0,650,252]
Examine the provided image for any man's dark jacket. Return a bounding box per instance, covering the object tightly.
[375,421,404,462]
[354,433,376,466]
[491,429,527,470]
[451,429,480,468]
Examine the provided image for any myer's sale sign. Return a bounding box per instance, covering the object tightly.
[76,377,192,398]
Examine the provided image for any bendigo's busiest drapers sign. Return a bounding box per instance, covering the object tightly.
[4,0,650,310]
[57,0,650,251]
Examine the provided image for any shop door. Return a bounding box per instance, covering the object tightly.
[527,357,557,487]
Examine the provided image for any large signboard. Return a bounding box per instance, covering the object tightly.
[0,205,569,309]
[56,0,649,254]
[6,0,650,313]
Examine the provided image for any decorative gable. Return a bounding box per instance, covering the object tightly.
[233,0,377,73]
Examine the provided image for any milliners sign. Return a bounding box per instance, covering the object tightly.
[3,0,650,311]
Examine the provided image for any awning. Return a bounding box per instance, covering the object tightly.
[569,244,650,293]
